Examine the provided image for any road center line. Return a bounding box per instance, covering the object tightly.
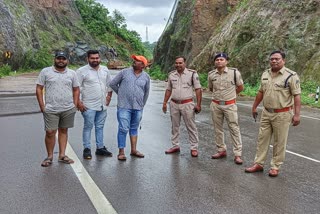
[66,144,117,214]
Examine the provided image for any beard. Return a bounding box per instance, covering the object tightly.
[54,62,67,69]
[89,61,100,68]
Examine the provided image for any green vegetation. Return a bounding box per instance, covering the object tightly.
[300,80,320,107]
[75,0,151,59]
[242,82,260,97]
[23,49,52,69]
[198,73,208,88]
[143,42,157,59]
[148,65,167,80]
[236,0,250,10]
[0,64,12,78]
[241,81,320,108]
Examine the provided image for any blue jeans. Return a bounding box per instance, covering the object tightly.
[81,109,107,149]
[117,107,143,148]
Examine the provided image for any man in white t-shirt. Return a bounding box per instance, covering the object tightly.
[77,50,113,159]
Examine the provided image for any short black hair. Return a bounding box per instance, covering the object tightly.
[175,56,186,62]
[270,50,286,59]
[87,50,100,58]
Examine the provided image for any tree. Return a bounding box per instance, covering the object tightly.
[112,9,126,28]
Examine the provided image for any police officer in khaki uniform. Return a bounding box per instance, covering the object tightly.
[163,56,202,157]
[208,53,244,164]
[245,51,301,177]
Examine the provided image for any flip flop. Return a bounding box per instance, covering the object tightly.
[58,156,74,164]
[117,154,127,161]
[130,151,145,158]
[41,158,53,167]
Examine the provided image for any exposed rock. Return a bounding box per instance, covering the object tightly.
[0,0,96,68]
[154,0,320,82]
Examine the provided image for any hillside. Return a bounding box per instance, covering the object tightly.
[154,0,320,83]
[0,0,149,70]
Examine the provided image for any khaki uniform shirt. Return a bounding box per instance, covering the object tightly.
[166,68,201,100]
[208,67,243,101]
[259,66,301,109]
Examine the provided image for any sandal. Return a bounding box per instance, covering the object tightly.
[130,151,145,158]
[41,158,53,167]
[117,154,127,161]
[58,156,74,164]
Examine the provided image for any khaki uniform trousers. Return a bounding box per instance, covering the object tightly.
[254,108,293,170]
[169,101,199,149]
[210,102,242,156]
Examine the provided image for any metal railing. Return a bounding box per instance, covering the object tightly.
[161,0,180,36]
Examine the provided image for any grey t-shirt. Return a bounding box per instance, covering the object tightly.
[36,66,79,112]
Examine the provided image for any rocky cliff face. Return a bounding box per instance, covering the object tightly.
[154,0,320,82]
[0,0,95,68]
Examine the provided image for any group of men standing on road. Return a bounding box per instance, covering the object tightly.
[36,50,150,167]
[36,49,301,178]
[162,51,301,177]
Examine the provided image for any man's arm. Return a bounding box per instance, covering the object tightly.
[252,91,263,120]
[162,89,172,113]
[208,74,213,92]
[194,88,202,113]
[73,86,80,108]
[292,94,301,126]
[143,78,150,106]
[109,71,123,94]
[36,84,45,112]
[236,84,244,95]
[106,91,113,106]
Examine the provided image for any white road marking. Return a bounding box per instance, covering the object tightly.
[66,144,117,214]
[196,102,320,164]
[237,102,320,121]
[270,145,320,163]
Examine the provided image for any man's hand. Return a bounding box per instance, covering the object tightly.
[106,96,111,106]
[162,102,167,113]
[252,110,258,122]
[77,101,87,112]
[194,105,201,114]
[39,105,45,113]
[292,114,300,126]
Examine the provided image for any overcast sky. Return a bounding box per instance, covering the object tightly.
[96,0,175,43]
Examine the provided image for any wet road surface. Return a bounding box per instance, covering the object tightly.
[0,72,320,213]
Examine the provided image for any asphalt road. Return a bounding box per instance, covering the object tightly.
[0,73,320,214]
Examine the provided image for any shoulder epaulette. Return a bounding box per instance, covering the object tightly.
[187,68,197,73]
[168,70,176,75]
[284,68,296,88]
[284,68,294,75]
